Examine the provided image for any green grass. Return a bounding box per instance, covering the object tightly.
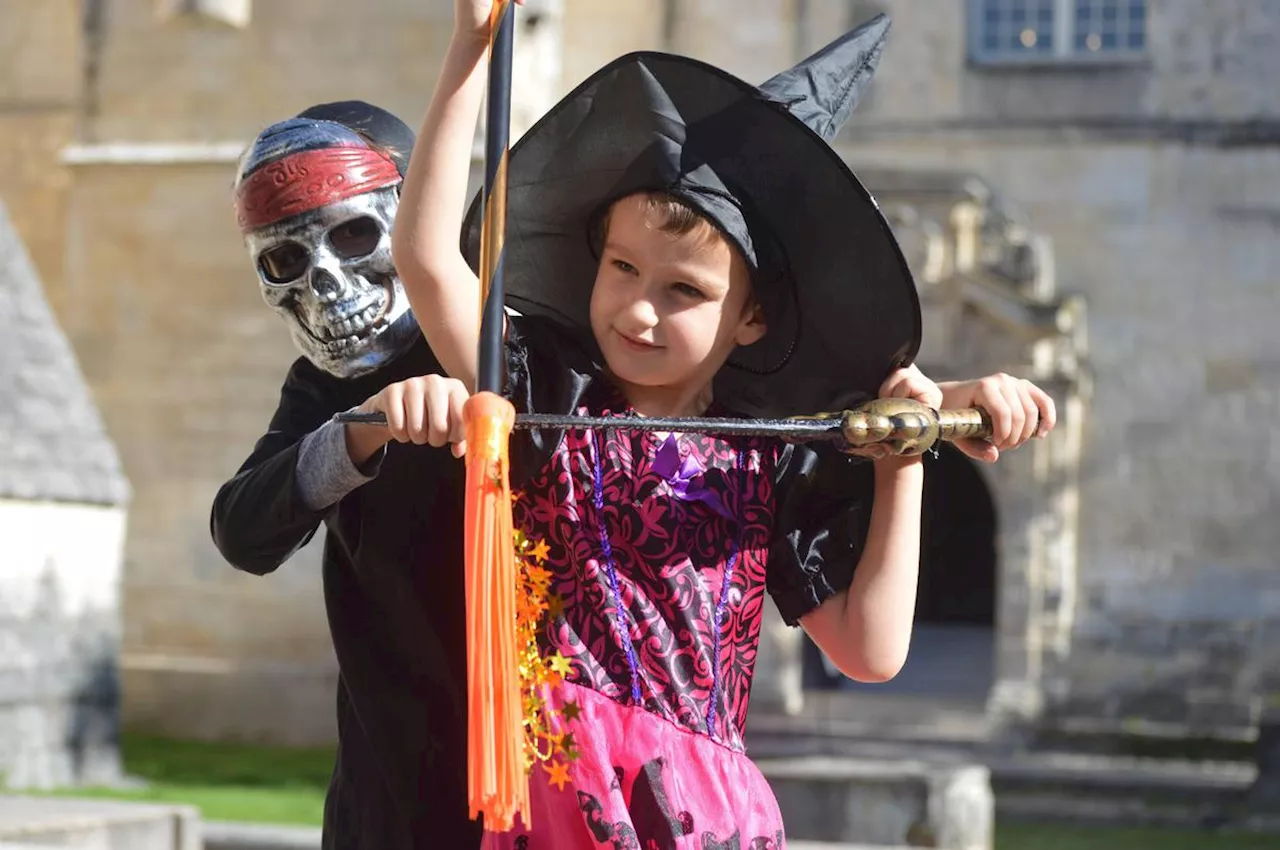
[36,733,333,827]
[996,821,1280,850]
[59,782,326,826]
[9,734,1278,848]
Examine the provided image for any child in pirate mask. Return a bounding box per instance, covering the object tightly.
[211,101,482,849]
[388,5,1056,845]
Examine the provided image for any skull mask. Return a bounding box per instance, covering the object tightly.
[244,186,416,378]
[234,108,420,379]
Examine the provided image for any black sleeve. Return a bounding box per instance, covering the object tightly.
[766,444,876,626]
[210,358,351,576]
[503,314,603,489]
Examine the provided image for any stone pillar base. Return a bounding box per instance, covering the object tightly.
[758,756,994,850]
[0,796,201,850]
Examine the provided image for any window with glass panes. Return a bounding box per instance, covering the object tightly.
[970,0,1146,63]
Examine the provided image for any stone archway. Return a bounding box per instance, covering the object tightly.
[902,446,1000,704]
[800,445,999,705]
[749,167,1090,744]
[918,445,998,629]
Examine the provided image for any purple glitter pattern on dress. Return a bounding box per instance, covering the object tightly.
[589,428,644,705]
[512,407,777,751]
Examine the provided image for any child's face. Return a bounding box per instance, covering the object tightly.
[589,195,766,403]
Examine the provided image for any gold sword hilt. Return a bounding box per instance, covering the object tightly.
[831,398,1022,457]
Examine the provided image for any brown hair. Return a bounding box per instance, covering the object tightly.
[590,191,722,254]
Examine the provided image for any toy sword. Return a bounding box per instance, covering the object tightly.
[336,397,1006,456]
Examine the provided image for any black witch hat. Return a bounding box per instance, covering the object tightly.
[462,15,921,418]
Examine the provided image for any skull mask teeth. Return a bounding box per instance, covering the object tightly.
[245,187,418,378]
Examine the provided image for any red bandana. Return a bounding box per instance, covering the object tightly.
[235,145,401,232]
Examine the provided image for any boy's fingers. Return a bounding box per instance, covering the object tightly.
[404,380,432,445]
[1035,386,1058,437]
[1017,382,1040,445]
[997,383,1026,449]
[424,379,452,448]
[448,385,470,447]
[381,386,408,443]
[955,438,999,463]
[878,367,914,399]
[984,391,1012,447]
[921,384,943,410]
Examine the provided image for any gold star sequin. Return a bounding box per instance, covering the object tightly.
[526,564,552,592]
[545,760,572,791]
[546,594,566,620]
[549,652,573,679]
[509,500,580,785]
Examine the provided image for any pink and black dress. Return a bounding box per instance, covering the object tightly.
[486,316,872,849]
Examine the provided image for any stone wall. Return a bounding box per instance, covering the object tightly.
[822,0,1280,740]
[843,0,1280,126]
[0,500,126,788]
[841,139,1280,739]
[0,0,80,292]
[57,158,340,745]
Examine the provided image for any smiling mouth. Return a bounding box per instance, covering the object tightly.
[615,329,661,351]
[296,279,394,353]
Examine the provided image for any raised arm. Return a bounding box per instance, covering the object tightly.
[392,3,518,389]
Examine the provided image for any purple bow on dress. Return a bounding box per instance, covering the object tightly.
[650,435,734,522]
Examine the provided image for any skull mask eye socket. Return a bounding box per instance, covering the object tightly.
[258,241,310,284]
[255,216,383,285]
[329,216,382,260]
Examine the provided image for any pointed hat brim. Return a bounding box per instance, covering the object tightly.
[463,42,920,417]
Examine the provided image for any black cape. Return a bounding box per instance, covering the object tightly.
[210,339,480,850]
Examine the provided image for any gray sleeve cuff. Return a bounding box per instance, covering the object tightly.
[295,413,386,511]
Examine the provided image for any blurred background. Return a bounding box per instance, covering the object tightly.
[1,1,1278,848]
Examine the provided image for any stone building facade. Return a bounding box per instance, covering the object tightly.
[0,0,1275,750]
[834,0,1280,744]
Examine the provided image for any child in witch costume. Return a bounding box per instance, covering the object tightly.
[394,5,1055,846]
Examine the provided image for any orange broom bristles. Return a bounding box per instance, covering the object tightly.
[463,391,527,831]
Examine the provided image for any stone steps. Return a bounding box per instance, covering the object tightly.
[989,748,1254,826]
[748,728,1261,832]
[758,756,993,848]
[0,795,200,850]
